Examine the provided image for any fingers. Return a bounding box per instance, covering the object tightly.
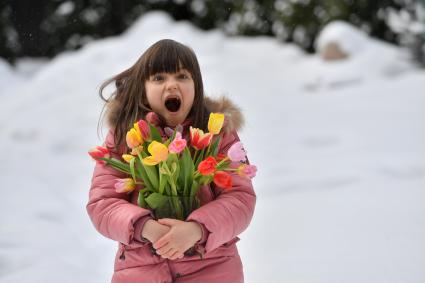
[153,233,171,249]
[156,245,174,257]
[158,218,181,226]
[169,251,184,261]
[156,246,182,260]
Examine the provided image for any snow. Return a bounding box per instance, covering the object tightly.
[1,11,424,283]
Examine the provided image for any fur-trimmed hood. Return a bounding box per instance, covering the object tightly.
[106,96,244,133]
[204,96,244,133]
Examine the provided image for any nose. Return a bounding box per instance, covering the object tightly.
[166,77,178,91]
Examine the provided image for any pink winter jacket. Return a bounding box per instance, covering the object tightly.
[87,103,256,283]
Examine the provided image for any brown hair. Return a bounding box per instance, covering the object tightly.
[99,39,209,151]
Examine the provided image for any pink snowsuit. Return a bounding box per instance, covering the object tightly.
[87,125,256,283]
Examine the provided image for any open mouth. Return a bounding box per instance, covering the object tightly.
[164,97,181,112]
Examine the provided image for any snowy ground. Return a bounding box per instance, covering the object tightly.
[0,12,424,283]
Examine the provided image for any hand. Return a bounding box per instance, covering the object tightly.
[141,219,171,243]
[153,218,202,260]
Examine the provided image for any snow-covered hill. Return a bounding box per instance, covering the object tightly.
[1,12,424,283]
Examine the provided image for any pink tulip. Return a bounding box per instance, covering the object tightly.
[227,142,247,162]
[168,132,187,154]
[237,164,257,179]
[146,112,161,126]
[114,178,136,193]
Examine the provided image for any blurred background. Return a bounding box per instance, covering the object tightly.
[1,1,425,283]
[1,0,425,64]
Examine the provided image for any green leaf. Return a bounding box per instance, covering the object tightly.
[135,158,153,192]
[181,148,194,196]
[149,124,162,142]
[129,157,137,181]
[142,162,159,189]
[138,189,147,208]
[101,158,131,174]
[210,136,222,157]
[145,192,168,209]
[158,164,167,194]
[138,152,159,191]
[194,149,205,169]
[190,180,200,198]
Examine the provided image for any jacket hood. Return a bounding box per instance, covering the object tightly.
[204,96,244,133]
[106,96,244,133]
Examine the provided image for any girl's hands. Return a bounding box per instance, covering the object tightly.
[153,218,203,260]
[141,219,171,243]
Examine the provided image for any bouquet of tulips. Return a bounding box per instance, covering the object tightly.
[89,112,257,221]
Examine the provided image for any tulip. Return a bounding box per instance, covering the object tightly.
[198,156,217,175]
[88,146,110,165]
[164,125,183,138]
[208,113,225,135]
[227,141,247,162]
[190,127,213,150]
[164,127,174,138]
[146,112,161,126]
[213,171,232,189]
[126,128,143,149]
[237,164,257,179]
[114,178,136,193]
[122,154,135,163]
[168,132,187,154]
[137,119,151,141]
[142,141,169,165]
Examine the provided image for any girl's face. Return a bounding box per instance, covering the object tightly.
[145,69,195,127]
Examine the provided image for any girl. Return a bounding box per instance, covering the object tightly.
[87,39,256,283]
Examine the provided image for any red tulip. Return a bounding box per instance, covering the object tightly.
[213,171,232,189]
[190,126,213,150]
[137,119,151,141]
[88,146,110,165]
[198,156,217,175]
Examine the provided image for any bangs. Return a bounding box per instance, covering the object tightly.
[143,40,197,78]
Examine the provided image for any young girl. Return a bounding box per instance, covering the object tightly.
[87,39,256,283]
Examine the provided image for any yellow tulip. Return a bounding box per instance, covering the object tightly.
[122,154,135,163]
[142,141,169,165]
[126,128,143,149]
[208,113,225,135]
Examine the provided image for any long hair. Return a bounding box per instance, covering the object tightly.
[99,39,209,151]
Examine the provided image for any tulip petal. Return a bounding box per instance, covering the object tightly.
[142,156,160,166]
[208,113,225,135]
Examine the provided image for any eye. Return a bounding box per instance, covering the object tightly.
[151,74,164,81]
[177,73,190,80]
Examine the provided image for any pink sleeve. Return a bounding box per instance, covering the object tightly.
[86,129,154,246]
[133,215,154,243]
[186,130,256,254]
[188,220,210,244]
